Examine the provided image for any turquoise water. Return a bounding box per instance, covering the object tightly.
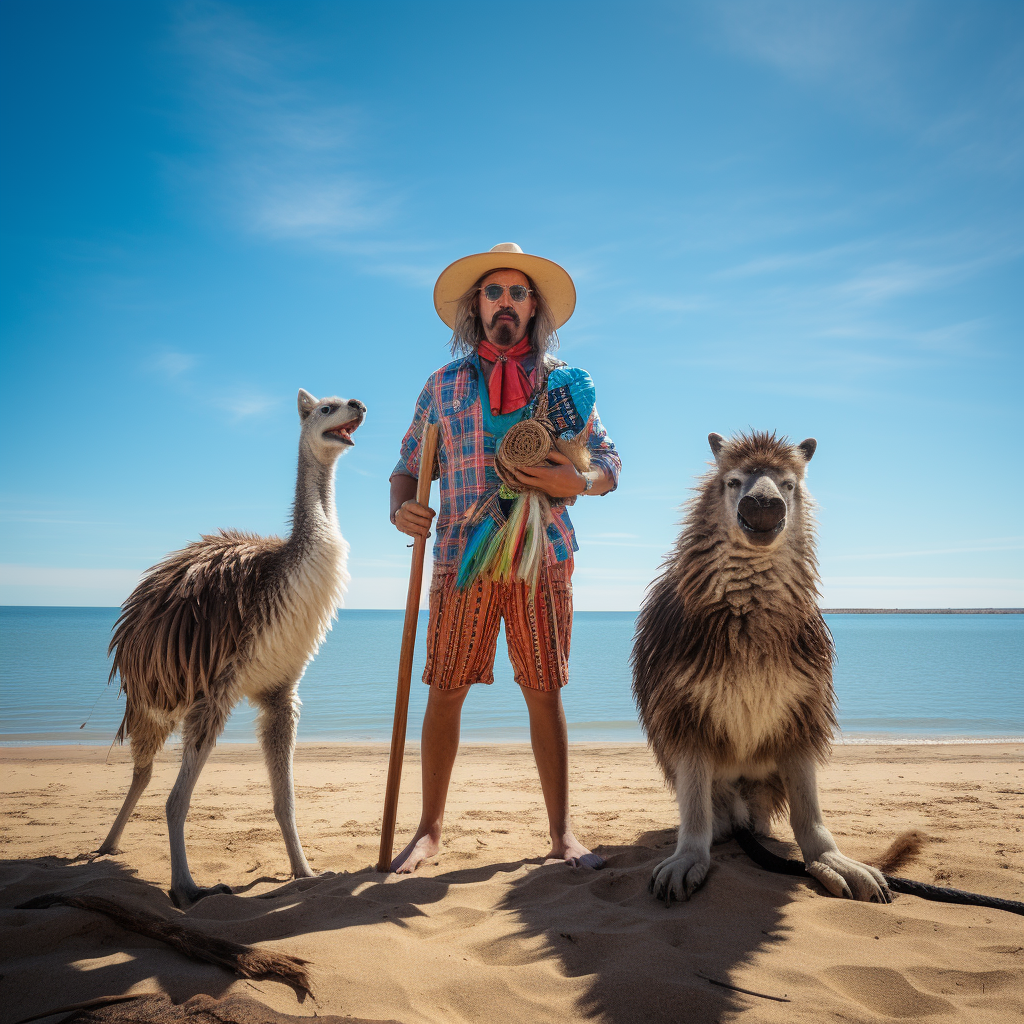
[0,608,1021,745]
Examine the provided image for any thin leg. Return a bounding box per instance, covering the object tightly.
[519,684,603,868]
[97,721,171,855]
[98,764,153,855]
[391,683,470,873]
[780,753,890,903]
[254,684,312,879]
[166,696,232,906]
[650,749,713,903]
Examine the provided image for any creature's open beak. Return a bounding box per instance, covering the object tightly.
[324,418,361,446]
[737,513,786,545]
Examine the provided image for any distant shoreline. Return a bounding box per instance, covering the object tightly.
[1,605,1023,614]
[819,608,1023,614]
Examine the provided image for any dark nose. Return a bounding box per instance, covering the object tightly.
[349,399,366,414]
[738,493,786,532]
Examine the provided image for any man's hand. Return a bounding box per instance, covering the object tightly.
[394,500,436,539]
[513,450,586,498]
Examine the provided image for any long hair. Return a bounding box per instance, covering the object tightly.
[449,271,560,357]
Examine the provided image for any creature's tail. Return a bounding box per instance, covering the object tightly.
[875,829,926,874]
[733,827,1024,917]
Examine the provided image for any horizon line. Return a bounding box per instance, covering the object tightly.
[1,605,1022,614]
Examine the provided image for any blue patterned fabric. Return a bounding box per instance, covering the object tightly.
[546,366,597,438]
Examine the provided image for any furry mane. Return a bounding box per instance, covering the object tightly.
[632,429,835,780]
[714,430,809,473]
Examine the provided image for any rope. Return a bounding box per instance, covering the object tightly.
[78,680,110,730]
[495,419,552,491]
[734,827,1024,916]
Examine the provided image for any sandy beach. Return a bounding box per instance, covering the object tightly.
[1,741,1021,1023]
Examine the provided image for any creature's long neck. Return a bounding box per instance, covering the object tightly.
[288,443,340,553]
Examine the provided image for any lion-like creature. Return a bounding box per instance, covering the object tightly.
[632,430,890,904]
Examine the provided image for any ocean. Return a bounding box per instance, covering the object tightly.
[0,607,1021,746]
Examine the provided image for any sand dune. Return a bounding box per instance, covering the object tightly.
[1,742,1021,1023]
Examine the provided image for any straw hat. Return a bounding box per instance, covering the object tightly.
[433,242,577,330]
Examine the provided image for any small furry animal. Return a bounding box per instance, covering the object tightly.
[98,389,365,906]
[632,430,890,904]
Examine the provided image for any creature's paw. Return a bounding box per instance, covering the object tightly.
[94,843,120,856]
[649,848,710,905]
[806,852,891,903]
[170,882,233,908]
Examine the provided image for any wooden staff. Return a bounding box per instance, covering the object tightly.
[377,421,440,872]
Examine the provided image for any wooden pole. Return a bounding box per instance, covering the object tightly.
[376,421,440,872]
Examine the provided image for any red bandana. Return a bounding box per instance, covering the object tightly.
[477,337,534,415]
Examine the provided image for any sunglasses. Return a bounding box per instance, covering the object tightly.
[481,283,533,303]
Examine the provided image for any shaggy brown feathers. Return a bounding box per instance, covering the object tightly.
[109,530,290,743]
[632,430,836,782]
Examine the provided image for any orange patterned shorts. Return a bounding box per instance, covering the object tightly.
[423,558,574,691]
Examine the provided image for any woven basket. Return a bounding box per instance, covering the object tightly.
[495,419,552,491]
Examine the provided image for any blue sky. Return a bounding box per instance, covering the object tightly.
[1,0,1021,609]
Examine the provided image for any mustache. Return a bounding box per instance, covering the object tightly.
[488,307,520,328]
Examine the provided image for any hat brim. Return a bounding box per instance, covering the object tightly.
[433,250,576,330]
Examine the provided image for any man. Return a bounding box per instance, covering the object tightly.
[389,242,620,873]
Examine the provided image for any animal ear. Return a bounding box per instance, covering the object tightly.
[297,389,318,420]
[798,438,817,462]
[708,433,725,463]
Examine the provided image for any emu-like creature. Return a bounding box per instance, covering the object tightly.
[633,430,890,905]
[98,389,365,906]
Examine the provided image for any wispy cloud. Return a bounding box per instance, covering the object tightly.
[713,241,869,281]
[832,249,1019,306]
[151,350,198,376]
[175,1,392,242]
[709,0,1024,172]
[711,0,913,94]
[218,389,281,419]
[143,344,281,422]
[644,214,1020,402]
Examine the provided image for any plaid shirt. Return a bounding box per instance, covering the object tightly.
[393,355,621,572]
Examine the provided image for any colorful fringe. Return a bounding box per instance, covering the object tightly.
[455,484,550,594]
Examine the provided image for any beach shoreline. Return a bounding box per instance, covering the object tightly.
[819,608,1024,614]
[4,733,1023,748]
[1,741,1021,1022]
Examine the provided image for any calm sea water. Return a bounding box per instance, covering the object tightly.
[0,607,1021,745]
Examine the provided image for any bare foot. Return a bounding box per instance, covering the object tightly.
[391,832,441,874]
[550,831,605,869]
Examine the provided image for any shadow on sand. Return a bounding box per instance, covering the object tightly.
[0,833,818,1023]
[493,828,806,1021]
